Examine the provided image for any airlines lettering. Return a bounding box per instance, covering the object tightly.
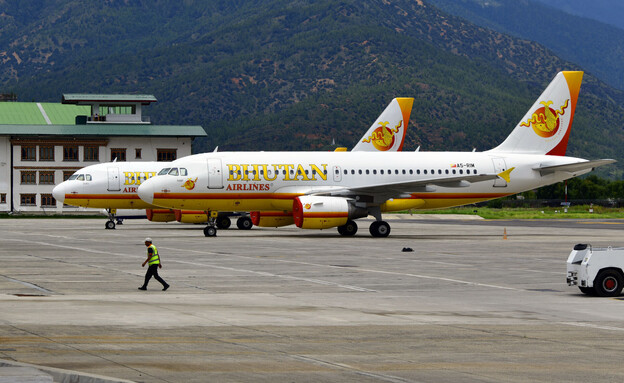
[226,163,328,182]
[124,172,157,186]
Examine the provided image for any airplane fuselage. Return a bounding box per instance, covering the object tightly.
[137,151,589,212]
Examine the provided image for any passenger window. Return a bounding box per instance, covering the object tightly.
[168,168,179,176]
[409,170,413,175]
[158,168,171,176]
[459,169,464,174]
[180,168,188,176]
[373,170,377,175]
[366,170,370,175]
[424,170,428,175]
[402,170,406,175]
[445,170,449,174]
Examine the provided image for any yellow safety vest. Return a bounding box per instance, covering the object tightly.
[147,244,160,265]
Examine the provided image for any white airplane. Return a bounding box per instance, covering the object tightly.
[136,71,615,237]
[52,98,413,229]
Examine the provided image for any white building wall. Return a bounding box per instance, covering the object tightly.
[0,137,10,212]
[8,136,193,214]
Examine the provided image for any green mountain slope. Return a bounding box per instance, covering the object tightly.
[428,0,624,91]
[1,0,623,179]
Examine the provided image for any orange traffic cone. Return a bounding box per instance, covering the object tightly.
[503,228,508,240]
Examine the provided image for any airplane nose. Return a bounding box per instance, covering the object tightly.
[52,183,66,203]
[137,179,154,204]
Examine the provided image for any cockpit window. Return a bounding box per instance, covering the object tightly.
[77,174,84,181]
[180,168,188,176]
[68,174,78,180]
[158,168,171,176]
[168,168,179,176]
[86,174,92,181]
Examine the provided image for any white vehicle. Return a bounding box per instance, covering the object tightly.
[566,244,624,297]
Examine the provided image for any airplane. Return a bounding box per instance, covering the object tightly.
[52,97,413,229]
[136,71,615,237]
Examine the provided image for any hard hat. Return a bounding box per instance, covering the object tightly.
[144,237,152,243]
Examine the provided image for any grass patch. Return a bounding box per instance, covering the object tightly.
[414,205,624,219]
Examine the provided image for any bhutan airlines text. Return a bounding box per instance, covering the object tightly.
[227,163,328,182]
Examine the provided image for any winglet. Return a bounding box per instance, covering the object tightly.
[498,167,515,183]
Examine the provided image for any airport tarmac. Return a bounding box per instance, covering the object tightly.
[2,216,624,382]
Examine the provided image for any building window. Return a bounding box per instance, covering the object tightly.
[63,146,79,161]
[157,149,177,161]
[135,148,142,159]
[20,194,36,206]
[39,171,55,185]
[39,146,54,161]
[0,194,5,204]
[41,194,56,207]
[21,171,36,184]
[63,171,74,181]
[21,146,36,161]
[111,148,126,162]
[84,146,99,162]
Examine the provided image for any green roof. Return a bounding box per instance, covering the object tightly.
[0,102,90,125]
[62,94,157,104]
[0,124,206,137]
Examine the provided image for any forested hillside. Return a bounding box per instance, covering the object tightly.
[428,0,624,91]
[1,0,623,178]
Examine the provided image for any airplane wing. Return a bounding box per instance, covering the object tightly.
[534,159,616,175]
[275,170,508,202]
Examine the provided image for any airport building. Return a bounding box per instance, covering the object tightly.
[0,94,206,213]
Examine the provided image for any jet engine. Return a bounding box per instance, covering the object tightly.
[174,210,209,223]
[292,196,367,229]
[250,211,294,228]
[146,209,176,222]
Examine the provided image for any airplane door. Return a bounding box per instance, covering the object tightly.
[333,166,342,182]
[491,158,508,187]
[207,158,224,189]
[107,167,120,191]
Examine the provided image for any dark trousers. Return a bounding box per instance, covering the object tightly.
[142,264,168,289]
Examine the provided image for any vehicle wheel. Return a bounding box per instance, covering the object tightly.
[237,216,253,230]
[578,286,597,296]
[204,226,217,237]
[105,220,116,230]
[216,216,231,230]
[594,270,624,297]
[369,221,390,238]
[338,220,358,236]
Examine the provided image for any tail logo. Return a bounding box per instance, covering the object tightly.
[520,99,570,138]
[362,120,403,151]
[181,177,198,190]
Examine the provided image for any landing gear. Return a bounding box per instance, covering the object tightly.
[237,216,253,230]
[338,220,358,236]
[216,215,231,230]
[203,226,217,237]
[369,220,390,238]
[105,209,116,229]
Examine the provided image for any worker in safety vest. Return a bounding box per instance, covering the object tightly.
[139,237,170,291]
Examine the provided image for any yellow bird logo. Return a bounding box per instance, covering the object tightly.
[181,177,198,190]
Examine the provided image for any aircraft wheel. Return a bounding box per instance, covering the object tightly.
[105,220,116,230]
[204,226,217,237]
[594,269,624,297]
[237,216,253,230]
[369,221,390,238]
[216,216,231,230]
[338,220,358,236]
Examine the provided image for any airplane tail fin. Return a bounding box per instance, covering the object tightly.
[352,97,414,152]
[489,71,583,156]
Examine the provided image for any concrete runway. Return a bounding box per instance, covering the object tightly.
[2,216,624,382]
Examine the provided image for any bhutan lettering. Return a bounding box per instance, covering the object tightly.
[226,183,270,191]
[227,163,328,182]
[124,172,157,186]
